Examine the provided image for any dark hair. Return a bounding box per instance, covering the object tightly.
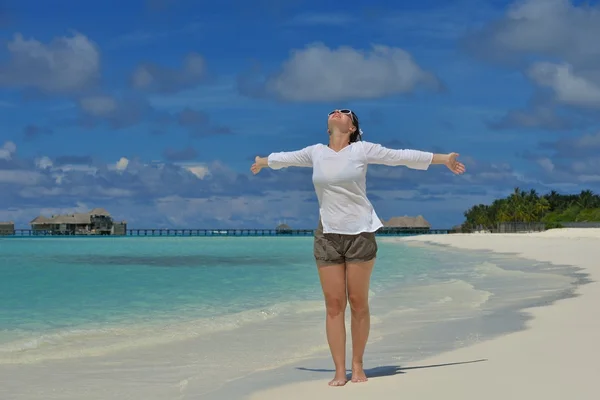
[349,112,362,143]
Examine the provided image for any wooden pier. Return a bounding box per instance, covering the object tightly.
[8,228,451,237]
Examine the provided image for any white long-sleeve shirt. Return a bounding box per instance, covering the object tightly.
[267,141,433,234]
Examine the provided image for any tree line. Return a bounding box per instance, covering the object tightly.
[462,188,600,231]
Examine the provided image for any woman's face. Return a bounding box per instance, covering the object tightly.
[327,110,356,134]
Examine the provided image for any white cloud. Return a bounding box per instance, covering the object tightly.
[536,157,555,173]
[178,163,209,179]
[115,157,129,172]
[0,141,16,160]
[0,32,100,94]
[528,62,600,108]
[3,141,16,153]
[35,156,53,170]
[252,43,442,101]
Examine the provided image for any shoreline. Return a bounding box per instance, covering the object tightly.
[246,228,600,400]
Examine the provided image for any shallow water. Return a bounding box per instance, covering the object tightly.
[0,237,580,399]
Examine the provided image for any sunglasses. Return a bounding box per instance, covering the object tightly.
[328,109,353,116]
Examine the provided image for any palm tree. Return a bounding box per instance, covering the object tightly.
[577,190,595,209]
[543,190,563,211]
[535,197,550,219]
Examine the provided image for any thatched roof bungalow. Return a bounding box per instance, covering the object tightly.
[275,223,293,235]
[30,215,52,224]
[30,215,53,231]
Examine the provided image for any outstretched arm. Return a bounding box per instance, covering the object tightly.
[251,145,315,174]
[363,142,465,174]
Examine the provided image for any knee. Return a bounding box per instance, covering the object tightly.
[348,294,369,315]
[324,296,347,317]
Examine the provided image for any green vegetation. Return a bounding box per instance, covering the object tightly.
[462,188,600,231]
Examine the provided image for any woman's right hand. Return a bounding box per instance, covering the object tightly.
[251,156,267,175]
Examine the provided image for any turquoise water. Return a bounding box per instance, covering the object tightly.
[0,236,580,399]
[0,236,439,355]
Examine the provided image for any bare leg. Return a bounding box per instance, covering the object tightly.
[346,259,375,383]
[317,263,348,386]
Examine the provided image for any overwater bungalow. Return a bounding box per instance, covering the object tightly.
[275,223,293,235]
[30,208,127,235]
[0,221,15,236]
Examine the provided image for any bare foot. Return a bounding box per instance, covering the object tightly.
[329,370,348,387]
[351,362,368,383]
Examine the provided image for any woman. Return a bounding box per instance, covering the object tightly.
[250,109,465,386]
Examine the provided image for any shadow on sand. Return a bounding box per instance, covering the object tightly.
[297,359,487,380]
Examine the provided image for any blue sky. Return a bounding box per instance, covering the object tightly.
[1,0,600,229]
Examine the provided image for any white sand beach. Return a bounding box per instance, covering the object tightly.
[249,228,600,400]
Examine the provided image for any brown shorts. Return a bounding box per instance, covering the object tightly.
[313,220,378,265]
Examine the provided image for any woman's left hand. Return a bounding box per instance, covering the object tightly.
[445,153,466,175]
